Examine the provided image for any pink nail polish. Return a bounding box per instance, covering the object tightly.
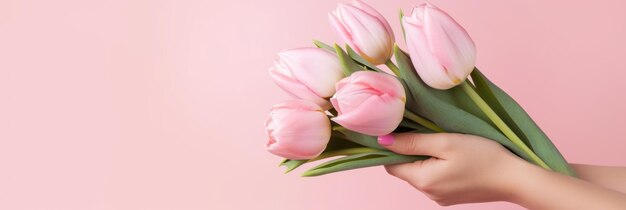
[377,134,395,146]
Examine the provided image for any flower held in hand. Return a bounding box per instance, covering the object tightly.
[331,71,406,136]
[265,100,331,160]
[269,48,344,109]
[402,3,476,90]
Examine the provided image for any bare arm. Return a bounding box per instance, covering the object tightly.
[572,164,626,194]
[512,161,626,210]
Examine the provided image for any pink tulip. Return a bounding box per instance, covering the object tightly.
[265,100,331,160]
[269,48,344,109]
[402,3,476,90]
[331,71,406,136]
[329,0,394,65]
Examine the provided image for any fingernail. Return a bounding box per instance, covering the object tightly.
[377,134,395,146]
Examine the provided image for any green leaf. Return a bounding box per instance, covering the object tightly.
[393,45,533,162]
[335,44,363,76]
[399,9,406,41]
[302,150,428,177]
[280,159,308,173]
[397,78,420,115]
[399,119,436,133]
[447,85,494,126]
[313,40,335,52]
[332,127,385,150]
[471,69,576,176]
[345,45,384,72]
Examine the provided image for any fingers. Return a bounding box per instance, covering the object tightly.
[378,133,458,157]
[384,163,416,181]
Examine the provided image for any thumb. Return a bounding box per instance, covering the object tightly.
[377,132,453,157]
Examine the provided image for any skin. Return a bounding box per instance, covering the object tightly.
[382,133,626,209]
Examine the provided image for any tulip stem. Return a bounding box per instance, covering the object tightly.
[404,110,445,133]
[460,81,551,170]
[385,60,402,76]
[308,147,382,162]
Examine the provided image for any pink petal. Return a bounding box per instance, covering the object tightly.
[267,108,331,160]
[403,16,457,89]
[349,71,405,100]
[350,0,394,39]
[278,48,344,98]
[332,94,405,136]
[423,4,475,82]
[336,4,393,64]
[268,66,330,109]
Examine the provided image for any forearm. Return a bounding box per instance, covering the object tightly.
[572,164,626,193]
[509,162,626,210]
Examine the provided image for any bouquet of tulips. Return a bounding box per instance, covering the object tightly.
[265,1,575,177]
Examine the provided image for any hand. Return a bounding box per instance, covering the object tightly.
[379,133,626,209]
[379,132,528,206]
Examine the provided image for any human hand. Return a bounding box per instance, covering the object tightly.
[378,133,531,206]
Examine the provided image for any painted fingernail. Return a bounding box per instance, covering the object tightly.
[377,134,395,146]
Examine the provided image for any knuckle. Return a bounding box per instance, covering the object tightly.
[405,135,422,154]
[436,138,455,152]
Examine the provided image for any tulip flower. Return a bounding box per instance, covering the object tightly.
[269,48,344,109]
[331,71,406,136]
[402,3,476,90]
[265,100,332,160]
[329,0,394,65]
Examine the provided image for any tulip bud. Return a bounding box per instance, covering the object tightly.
[331,71,406,136]
[402,3,476,90]
[329,0,394,65]
[269,48,344,109]
[265,100,331,160]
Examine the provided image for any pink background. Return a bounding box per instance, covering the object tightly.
[1,0,626,209]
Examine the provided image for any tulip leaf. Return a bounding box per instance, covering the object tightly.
[280,159,308,173]
[399,119,436,133]
[447,85,494,126]
[345,45,384,72]
[301,150,428,177]
[313,40,335,52]
[399,9,406,41]
[400,79,420,115]
[334,44,363,76]
[332,126,385,150]
[470,69,576,176]
[393,45,533,162]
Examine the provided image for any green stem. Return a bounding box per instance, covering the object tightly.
[404,110,445,133]
[308,147,381,162]
[460,81,551,170]
[385,60,401,76]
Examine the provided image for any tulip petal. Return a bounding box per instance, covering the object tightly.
[423,4,476,81]
[268,110,331,160]
[268,66,330,109]
[350,0,394,38]
[403,17,457,89]
[328,12,355,48]
[337,4,393,64]
[333,85,379,114]
[349,71,406,100]
[278,48,344,98]
[271,99,323,112]
[332,94,405,136]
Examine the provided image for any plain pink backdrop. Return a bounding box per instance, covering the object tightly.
[2,0,626,209]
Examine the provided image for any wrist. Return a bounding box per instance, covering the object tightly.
[498,156,550,206]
